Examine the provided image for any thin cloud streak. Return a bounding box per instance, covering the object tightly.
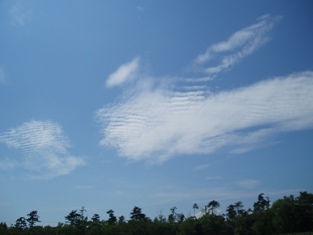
[194,15,281,76]
[0,120,84,179]
[194,164,210,171]
[237,179,260,189]
[106,57,140,88]
[97,71,313,162]
[148,183,297,208]
[10,2,32,26]
[0,158,18,171]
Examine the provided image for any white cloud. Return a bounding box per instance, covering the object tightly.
[106,57,140,88]
[0,120,84,179]
[97,71,313,162]
[137,6,144,12]
[97,15,311,164]
[0,158,18,171]
[205,176,222,181]
[237,179,260,189]
[194,164,210,171]
[194,15,281,76]
[10,2,33,26]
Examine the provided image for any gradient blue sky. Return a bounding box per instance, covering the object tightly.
[1,0,313,226]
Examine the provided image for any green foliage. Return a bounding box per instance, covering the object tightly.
[0,222,8,235]
[199,213,226,235]
[3,191,313,235]
[271,192,313,234]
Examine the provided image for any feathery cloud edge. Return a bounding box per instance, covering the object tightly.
[106,57,140,88]
[97,70,313,162]
[97,16,312,163]
[194,15,281,77]
[0,120,84,179]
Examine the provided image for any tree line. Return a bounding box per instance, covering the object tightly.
[1,191,312,235]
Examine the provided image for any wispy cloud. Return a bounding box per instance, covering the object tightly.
[97,15,312,163]
[106,57,140,88]
[194,15,281,76]
[194,164,210,171]
[148,183,297,208]
[97,71,313,163]
[0,158,18,171]
[137,6,144,12]
[0,120,84,179]
[237,179,260,189]
[205,176,222,181]
[10,2,33,26]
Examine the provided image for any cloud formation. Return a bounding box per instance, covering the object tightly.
[106,57,140,88]
[97,15,313,163]
[195,164,210,171]
[0,120,84,179]
[237,179,260,189]
[97,71,313,163]
[10,2,32,26]
[194,15,281,76]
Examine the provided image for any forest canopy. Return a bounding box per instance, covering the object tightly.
[1,191,313,235]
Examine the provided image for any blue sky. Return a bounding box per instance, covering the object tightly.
[1,0,313,226]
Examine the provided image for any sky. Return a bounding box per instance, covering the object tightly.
[0,0,313,226]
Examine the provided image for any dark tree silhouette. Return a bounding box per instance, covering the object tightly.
[208,200,220,215]
[3,191,313,235]
[65,210,81,225]
[106,209,117,224]
[193,203,199,218]
[91,213,100,223]
[27,210,40,227]
[15,217,27,230]
[130,206,147,221]
[253,193,270,213]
